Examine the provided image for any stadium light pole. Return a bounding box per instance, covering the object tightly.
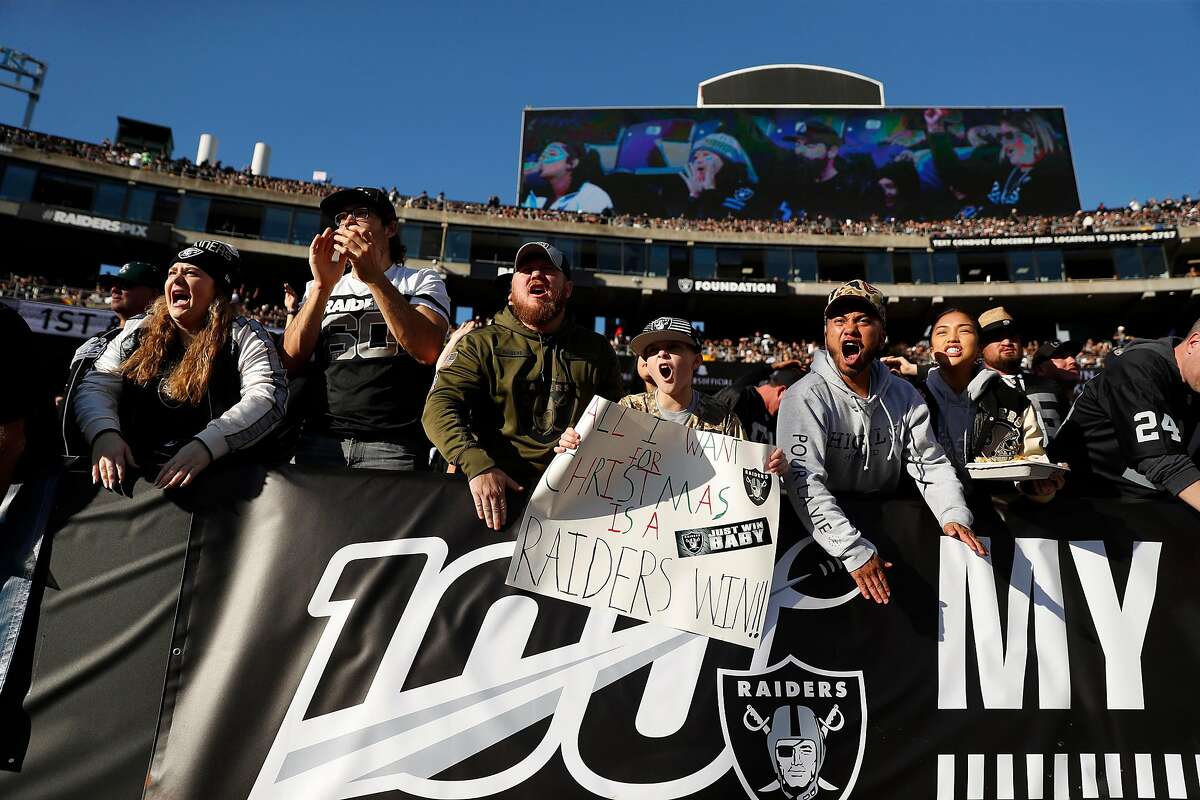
[0,47,47,129]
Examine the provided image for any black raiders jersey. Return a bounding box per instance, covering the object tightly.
[300,265,450,441]
[1054,338,1198,498]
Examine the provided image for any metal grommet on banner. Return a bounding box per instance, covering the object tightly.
[172,648,182,656]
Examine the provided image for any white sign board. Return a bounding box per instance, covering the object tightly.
[9,299,118,339]
[506,396,779,649]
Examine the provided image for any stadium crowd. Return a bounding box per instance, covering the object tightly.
[5,124,1197,239]
[4,270,1128,373]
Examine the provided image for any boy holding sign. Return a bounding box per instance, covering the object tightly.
[558,317,785,476]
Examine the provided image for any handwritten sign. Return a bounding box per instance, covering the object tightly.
[505,396,780,648]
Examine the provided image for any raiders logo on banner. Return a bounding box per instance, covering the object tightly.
[718,657,866,800]
[744,468,772,506]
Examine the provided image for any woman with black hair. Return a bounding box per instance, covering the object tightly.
[521,141,613,213]
[75,241,288,491]
[919,307,1060,498]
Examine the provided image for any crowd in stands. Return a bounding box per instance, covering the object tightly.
[5,124,1197,240]
[2,125,330,197]
[0,273,290,330]
[0,269,1148,376]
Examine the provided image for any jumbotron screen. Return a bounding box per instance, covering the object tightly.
[518,107,1080,221]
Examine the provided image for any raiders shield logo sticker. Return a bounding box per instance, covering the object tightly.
[718,656,866,800]
[744,468,772,505]
[677,278,694,293]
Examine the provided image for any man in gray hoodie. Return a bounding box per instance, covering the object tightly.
[777,280,986,604]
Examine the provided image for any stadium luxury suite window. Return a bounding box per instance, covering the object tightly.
[290,210,320,245]
[207,198,263,239]
[32,169,95,210]
[691,246,716,278]
[261,207,292,243]
[93,181,127,217]
[0,161,36,201]
[1036,250,1064,281]
[177,196,210,232]
[594,241,621,273]
[932,252,960,283]
[865,252,894,284]
[649,244,688,277]
[445,229,471,262]
[620,242,646,275]
[124,187,156,222]
[792,251,818,282]
[765,248,790,281]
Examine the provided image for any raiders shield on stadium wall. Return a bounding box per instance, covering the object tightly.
[718,656,866,800]
[743,468,772,506]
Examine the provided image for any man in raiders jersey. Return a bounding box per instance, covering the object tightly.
[1054,317,1200,512]
[282,187,449,470]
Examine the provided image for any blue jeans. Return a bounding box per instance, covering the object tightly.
[293,432,425,471]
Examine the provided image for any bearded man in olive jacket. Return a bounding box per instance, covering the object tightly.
[423,241,623,530]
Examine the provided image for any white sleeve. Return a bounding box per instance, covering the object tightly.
[74,318,144,445]
[900,395,973,529]
[407,269,451,324]
[193,320,289,460]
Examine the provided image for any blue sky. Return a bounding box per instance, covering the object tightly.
[2,0,1197,208]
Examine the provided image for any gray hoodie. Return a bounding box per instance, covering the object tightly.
[777,349,972,571]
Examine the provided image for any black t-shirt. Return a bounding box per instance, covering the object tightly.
[1053,338,1199,498]
[0,304,56,476]
[300,266,450,443]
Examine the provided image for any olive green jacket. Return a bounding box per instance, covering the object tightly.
[422,307,625,486]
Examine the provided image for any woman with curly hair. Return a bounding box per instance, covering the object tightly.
[75,240,288,491]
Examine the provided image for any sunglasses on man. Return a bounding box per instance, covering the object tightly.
[333,207,374,226]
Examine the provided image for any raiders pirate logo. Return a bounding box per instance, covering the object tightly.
[677,278,694,293]
[678,527,707,556]
[744,468,772,505]
[977,417,1022,461]
[719,656,867,800]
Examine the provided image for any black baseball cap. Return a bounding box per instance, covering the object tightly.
[99,261,162,289]
[630,316,702,357]
[173,240,241,294]
[319,186,398,223]
[1032,340,1079,368]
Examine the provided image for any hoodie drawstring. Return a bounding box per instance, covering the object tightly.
[859,401,872,471]
[880,396,898,464]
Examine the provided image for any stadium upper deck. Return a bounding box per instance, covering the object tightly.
[1,123,1197,341]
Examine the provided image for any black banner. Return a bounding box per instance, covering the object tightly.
[3,467,1200,799]
[668,276,787,295]
[18,202,172,243]
[930,228,1179,250]
[0,472,190,798]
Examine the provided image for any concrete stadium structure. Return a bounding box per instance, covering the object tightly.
[2,135,1198,342]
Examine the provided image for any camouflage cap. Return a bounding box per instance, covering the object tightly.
[824,279,886,325]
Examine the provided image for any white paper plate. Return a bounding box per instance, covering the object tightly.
[966,460,1071,481]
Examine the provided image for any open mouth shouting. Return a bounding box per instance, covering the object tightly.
[840,337,865,369]
[170,286,192,310]
[656,360,675,384]
[527,281,550,301]
[943,342,964,360]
